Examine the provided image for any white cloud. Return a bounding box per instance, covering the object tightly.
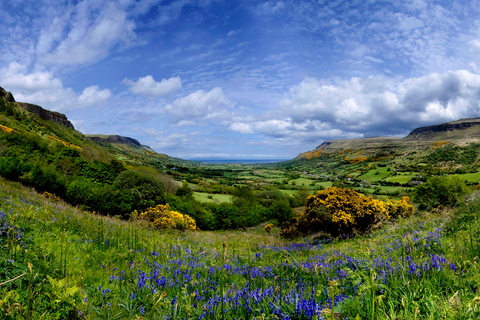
[123,75,182,97]
[164,87,233,123]
[229,123,254,134]
[0,62,111,111]
[38,2,136,67]
[78,85,112,106]
[256,1,285,15]
[471,39,480,56]
[231,70,480,144]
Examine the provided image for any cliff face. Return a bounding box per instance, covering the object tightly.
[0,86,15,103]
[19,102,75,129]
[1,86,75,129]
[87,135,142,146]
[404,118,480,140]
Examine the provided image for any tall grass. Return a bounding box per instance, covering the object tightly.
[1,177,480,319]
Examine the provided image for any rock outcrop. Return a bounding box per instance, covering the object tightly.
[404,118,480,140]
[0,86,15,102]
[87,135,142,146]
[19,102,75,129]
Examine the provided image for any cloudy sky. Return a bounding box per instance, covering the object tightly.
[1,0,480,159]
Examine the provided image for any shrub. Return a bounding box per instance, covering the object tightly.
[384,196,415,219]
[113,170,166,211]
[270,199,293,223]
[281,187,414,238]
[264,223,273,233]
[413,176,469,209]
[133,203,196,231]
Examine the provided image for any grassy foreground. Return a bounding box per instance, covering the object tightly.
[1,178,480,319]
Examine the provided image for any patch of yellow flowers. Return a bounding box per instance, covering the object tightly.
[302,187,414,232]
[0,124,16,133]
[133,203,196,231]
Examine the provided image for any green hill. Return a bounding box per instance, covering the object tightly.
[0,86,194,217]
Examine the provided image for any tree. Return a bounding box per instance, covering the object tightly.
[113,170,166,212]
[413,176,469,209]
[175,181,194,199]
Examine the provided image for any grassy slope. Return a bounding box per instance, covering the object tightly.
[2,177,480,319]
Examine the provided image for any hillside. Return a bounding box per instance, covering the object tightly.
[298,118,480,159]
[0,86,199,217]
[0,86,187,166]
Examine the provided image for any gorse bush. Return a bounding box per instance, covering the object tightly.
[133,203,196,231]
[282,187,415,238]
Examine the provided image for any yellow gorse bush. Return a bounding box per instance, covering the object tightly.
[282,187,414,238]
[0,124,16,133]
[133,204,196,231]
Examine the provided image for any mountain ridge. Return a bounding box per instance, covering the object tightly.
[297,118,480,160]
[0,86,152,151]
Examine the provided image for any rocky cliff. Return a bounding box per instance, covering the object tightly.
[87,135,142,146]
[1,86,75,129]
[19,102,75,130]
[0,86,15,103]
[404,118,480,140]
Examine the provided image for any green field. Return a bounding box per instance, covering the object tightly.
[193,192,233,203]
[357,167,392,182]
[384,174,417,184]
[454,171,480,183]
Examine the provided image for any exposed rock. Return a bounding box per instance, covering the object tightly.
[0,86,15,102]
[404,118,480,140]
[87,135,142,146]
[19,102,75,129]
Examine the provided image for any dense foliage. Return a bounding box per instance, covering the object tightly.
[414,176,470,209]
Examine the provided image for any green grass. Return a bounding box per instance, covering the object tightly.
[278,189,299,196]
[384,174,417,184]
[454,171,480,183]
[193,192,233,203]
[357,167,392,182]
[2,177,480,319]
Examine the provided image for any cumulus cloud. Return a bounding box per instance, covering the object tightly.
[230,70,480,144]
[78,85,112,106]
[0,62,111,111]
[123,75,182,97]
[164,87,233,124]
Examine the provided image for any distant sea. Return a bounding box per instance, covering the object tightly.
[191,159,289,164]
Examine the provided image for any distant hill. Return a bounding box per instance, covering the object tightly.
[0,86,183,166]
[297,118,480,160]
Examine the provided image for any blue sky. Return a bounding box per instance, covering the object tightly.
[1,0,480,159]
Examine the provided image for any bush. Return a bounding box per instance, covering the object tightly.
[113,170,166,211]
[281,187,414,238]
[133,203,196,231]
[270,199,293,223]
[413,176,469,209]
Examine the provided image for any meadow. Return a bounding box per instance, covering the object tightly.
[1,178,480,319]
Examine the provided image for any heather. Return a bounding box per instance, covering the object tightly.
[1,178,480,319]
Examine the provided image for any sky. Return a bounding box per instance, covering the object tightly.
[1,0,480,160]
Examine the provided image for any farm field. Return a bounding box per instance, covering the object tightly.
[383,174,417,184]
[193,192,233,203]
[1,178,480,319]
[357,167,392,182]
[455,171,480,183]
